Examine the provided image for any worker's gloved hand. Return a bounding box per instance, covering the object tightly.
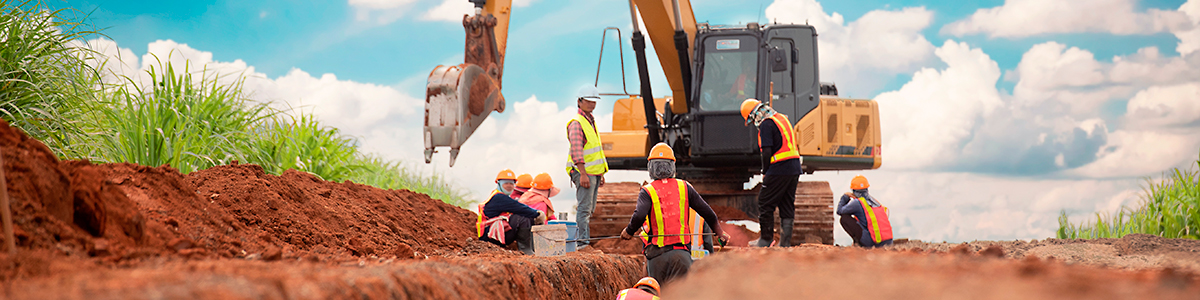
[717,231,731,247]
[535,211,547,225]
[620,230,632,240]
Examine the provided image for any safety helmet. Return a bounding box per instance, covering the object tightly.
[740,99,762,122]
[495,169,517,182]
[647,143,675,161]
[577,85,601,102]
[531,173,554,190]
[634,277,660,294]
[515,173,533,189]
[851,175,869,190]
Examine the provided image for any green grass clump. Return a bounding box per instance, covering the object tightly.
[0,0,102,157]
[1058,152,1200,239]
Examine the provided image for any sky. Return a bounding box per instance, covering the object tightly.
[51,0,1200,245]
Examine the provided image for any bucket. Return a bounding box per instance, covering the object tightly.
[531,224,567,257]
[547,220,577,252]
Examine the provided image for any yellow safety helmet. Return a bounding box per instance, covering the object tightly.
[647,142,675,161]
[515,173,533,189]
[740,99,762,123]
[531,173,554,190]
[851,175,869,190]
[495,169,517,182]
[634,277,661,294]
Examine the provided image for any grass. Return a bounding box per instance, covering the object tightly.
[1057,152,1200,240]
[0,0,470,207]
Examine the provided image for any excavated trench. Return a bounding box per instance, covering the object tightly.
[0,119,642,299]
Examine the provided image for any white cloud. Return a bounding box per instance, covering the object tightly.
[348,0,418,24]
[421,0,473,22]
[765,0,936,96]
[1124,83,1200,129]
[1178,0,1200,54]
[875,40,1002,170]
[943,0,1195,38]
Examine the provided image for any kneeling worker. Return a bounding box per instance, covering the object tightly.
[615,277,661,300]
[478,169,547,254]
[837,175,893,248]
[621,143,729,285]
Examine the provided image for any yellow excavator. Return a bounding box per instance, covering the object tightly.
[423,0,881,245]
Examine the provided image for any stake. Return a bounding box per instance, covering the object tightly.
[0,154,15,255]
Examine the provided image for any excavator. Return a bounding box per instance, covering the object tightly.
[423,0,881,245]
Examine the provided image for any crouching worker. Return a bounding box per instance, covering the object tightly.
[621,143,730,285]
[519,173,559,221]
[478,169,547,254]
[615,277,661,300]
[837,175,893,248]
[511,173,532,199]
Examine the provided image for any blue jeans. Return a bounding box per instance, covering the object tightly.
[571,171,601,247]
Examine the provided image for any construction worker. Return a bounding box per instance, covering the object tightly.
[511,173,533,199]
[621,143,728,285]
[477,169,547,254]
[741,99,801,247]
[837,175,893,248]
[567,85,608,249]
[519,173,559,221]
[614,277,661,300]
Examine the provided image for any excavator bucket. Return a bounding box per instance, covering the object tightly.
[424,63,505,166]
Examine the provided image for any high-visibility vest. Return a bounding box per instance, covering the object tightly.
[757,113,800,163]
[565,114,609,175]
[476,190,512,238]
[615,288,659,300]
[640,178,691,247]
[846,193,892,244]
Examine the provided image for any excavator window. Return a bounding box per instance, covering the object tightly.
[697,36,759,112]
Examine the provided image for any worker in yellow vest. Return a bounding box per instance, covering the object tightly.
[837,175,893,248]
[614,277,661,300]
[620,143,729,285]
[477,169,546,254]
[741,99,802,247]
[566,85,608,249]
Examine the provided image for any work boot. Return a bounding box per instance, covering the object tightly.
[779,218,794,247]
[516,229,534,255]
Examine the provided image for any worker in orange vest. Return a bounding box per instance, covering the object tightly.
[741,99,802,247]
[477,169,546,254]
[518,173,559,221]
[837,175,893,248]
[511,173,532,199]
[621,143,729,285]
[614,277,661,300]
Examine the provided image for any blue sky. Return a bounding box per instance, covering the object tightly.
[58,0,1200,244]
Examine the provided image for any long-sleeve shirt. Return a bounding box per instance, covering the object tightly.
[623,180,721,240]
[757,116,802,175]
[482,191,540,219]
[837,189,884,246]
[566,108,596,166]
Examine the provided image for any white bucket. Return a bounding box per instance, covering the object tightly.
[531,224,568,257]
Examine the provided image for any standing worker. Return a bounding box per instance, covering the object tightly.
[615,277,662,300]
[740,99,802,247]
[567,85,608,249]
[477,169,547,254]
[620,143,729,285]
[511,173,533,199]
[837,175,893,248]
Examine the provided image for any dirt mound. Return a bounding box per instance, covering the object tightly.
[711,205,751,221]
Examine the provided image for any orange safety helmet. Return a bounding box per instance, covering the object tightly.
[634,277,660,294]
[495,169,517,182]
[647,142,675,161]
[740,99,762,122]
[531,173,554,190]
[851,175,869,190]
[515,173,533,189]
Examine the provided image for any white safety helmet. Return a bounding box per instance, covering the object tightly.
[577,85,600,102]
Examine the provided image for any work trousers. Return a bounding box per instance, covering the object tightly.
[838,214,863,246]
[480,214,533,247]
[758,174,798,243]
[645,248,692,286]
[571,170,601,247]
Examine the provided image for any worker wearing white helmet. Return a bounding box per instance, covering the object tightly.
[566,85,608,249]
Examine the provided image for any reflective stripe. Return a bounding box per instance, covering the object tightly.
[476,190,511,238]
[757,113,801,163]
[859,197,884,243]
[646,185,665,247]
[565,114,609,175]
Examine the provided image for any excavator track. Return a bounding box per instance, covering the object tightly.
[590,180,834,245]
